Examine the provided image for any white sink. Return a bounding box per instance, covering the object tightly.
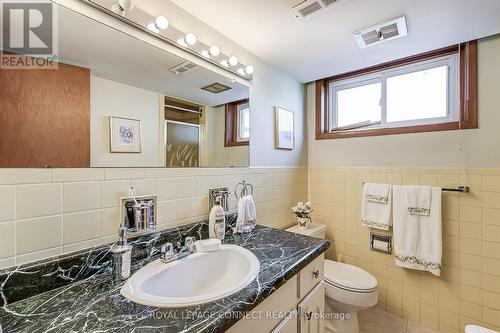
[121,244,260,307]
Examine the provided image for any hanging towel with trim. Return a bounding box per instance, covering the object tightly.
[393,185,442,276]
[361,183,393,231]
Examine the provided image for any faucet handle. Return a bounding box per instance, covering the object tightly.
[161,243,174,259]
[185,237,195,253]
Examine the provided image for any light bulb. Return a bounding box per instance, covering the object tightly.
[147,23,159,33]
[201,50,210,58]
[229,56,238,66]
[237,68,246,76]
[245,65,254,75]
[110,3,122,14]
[155,16,168,30]
[117,0,134,11]
[209,45,220,56]
[177,38,188,47]
[185,32,197,46]
[220,60,229,68]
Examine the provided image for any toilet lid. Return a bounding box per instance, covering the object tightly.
[324,260,378,292]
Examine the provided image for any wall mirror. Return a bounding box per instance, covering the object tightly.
[0,4,250,168]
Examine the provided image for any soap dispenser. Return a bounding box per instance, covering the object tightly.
[111,226,133,282]
[209,196,226,240]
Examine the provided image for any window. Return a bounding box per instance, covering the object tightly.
[316,41,477,139]
[225,99,250,147]
[237,102,250,141]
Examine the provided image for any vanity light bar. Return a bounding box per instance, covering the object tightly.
[81,0,254,81]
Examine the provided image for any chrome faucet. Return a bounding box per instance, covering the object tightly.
[160,237,196,264]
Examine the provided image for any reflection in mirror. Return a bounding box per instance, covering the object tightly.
[0,4,250,168]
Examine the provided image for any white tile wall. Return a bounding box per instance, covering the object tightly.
[0,167,307,269]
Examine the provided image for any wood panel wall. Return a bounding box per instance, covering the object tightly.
[0,56,90,167]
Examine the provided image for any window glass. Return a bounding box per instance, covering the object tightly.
[387,65,448,122]
[336,82,382,128]
[237,104,250,140]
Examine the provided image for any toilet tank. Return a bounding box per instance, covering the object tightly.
[285,223,327,239]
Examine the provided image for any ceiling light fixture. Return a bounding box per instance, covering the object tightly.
[185,32,197,46]
[154,16,169,30]
[147,22,159,33]
[201,50,210,58]
[98,1,255,79]
[228,56,238,66]
[209,45,220,57]
[245,65,254,75]
[177,38,188,47]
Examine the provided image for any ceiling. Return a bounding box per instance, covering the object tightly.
[168,0,500,83]
[56,5,249,107]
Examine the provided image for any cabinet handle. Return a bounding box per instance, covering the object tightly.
[312,270,319,278]
[306,311,313,321]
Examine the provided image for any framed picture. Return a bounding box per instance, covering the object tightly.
[275,107,295,150]
[109,116,141,153]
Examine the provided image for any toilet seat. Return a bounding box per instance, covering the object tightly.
[324,260,378,292]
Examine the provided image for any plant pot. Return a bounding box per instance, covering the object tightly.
[297,217,311,230]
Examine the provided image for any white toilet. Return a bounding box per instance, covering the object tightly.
[465,326,499,333]
[286,223,378,333]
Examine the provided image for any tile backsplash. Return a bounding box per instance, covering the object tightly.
[0,167,307,269]
[309,167,500,333]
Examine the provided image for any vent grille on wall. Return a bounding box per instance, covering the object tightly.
[290,0,351,20]
[170,61,198,76]
[354,16,408,48]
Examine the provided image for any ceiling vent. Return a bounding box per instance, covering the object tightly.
[201,82,232,94]
[290,0,352,20]
[353,16,408,48]
[170,61,198,76]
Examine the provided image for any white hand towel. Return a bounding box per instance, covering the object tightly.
[361,184,392,230]
[393,186,442,276]
[235,197,247,233]
[406,185,432,216]
[364,183,391,203]
[244,195,257,222]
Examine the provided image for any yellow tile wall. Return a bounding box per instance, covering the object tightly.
[0,167,306,269]
[309,167,500,333]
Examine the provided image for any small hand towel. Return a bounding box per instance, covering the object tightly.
[361,183,393,230]
[393,185,442,276]
[406,185,432,216]
[244,195,257,223]
[364,183,391,203]
[235,197,247,233]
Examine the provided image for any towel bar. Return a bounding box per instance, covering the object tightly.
[442,186,470,193]
[361,182,470,193]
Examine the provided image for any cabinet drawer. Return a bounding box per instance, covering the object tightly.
[227,275,298,333]
[299,254,324,299]
[271,310,298,333]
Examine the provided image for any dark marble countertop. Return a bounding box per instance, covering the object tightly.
[0,221,329,333]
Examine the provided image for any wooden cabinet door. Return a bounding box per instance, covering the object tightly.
[0,57,90,167]
[298,281,324,333]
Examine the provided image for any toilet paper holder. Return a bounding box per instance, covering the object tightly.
[370,232,392,254]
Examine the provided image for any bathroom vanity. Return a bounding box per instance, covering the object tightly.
[0,218,329,333]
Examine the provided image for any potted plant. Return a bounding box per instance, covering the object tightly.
[292,202,313,230]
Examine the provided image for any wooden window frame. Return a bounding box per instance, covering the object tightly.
[315,41,478,140]
[225,99,250,147]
